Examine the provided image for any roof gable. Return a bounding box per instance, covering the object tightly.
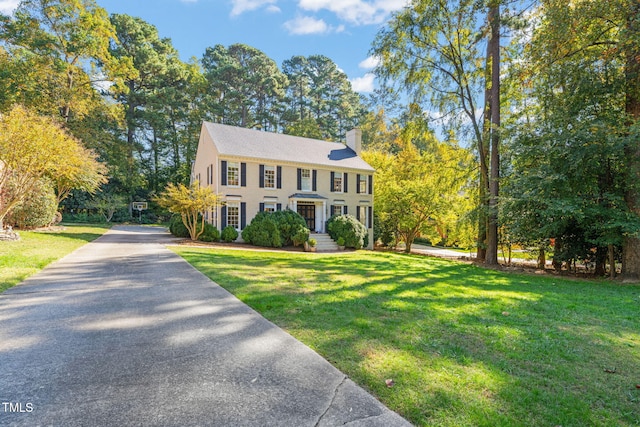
[202,122,374,172]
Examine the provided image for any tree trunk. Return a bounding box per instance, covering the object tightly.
[552,238,563,271]
[126,80,136,218]
[609,244,616,279]
[537,247,546,270]
[622,0,640,281]
[485,3,501,266]
[595,247,606,276]
[477,20,491,263]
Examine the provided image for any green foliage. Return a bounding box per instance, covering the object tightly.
[271,209,308,246]
[221,225,239,243]
[87,192,127,222]
[363,139,474,252]
[169,214,190,238]
[373,211,395,247]
[242,210,306,247]
[198,223,219,242]
[281,55,361,141]
[327,214,367,249]
[154,181,220,241]
[202,43,288,131]
[291,224,310,247]
[5,178,57,229]
[242,213,281,247]
[0,105,95,226]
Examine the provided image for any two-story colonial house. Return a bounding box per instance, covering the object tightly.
[192,122,374,249]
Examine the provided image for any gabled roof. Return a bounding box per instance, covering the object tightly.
[202,122,374,172]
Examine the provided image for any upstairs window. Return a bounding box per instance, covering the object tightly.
[227,162,239,187]
[264,165,275,189]
[332,172,343,193]
[359,175,367,194]
[301,169,311,191]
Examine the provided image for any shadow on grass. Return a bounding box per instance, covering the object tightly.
[176,248,640,427]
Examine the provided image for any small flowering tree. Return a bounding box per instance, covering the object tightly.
[155,181,220,241]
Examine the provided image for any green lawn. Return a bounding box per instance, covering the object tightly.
[0,224,110,293]
[172,247,640,427]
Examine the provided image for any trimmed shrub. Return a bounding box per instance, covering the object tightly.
[169,214,190,238]
[221,225,239,243]
[242,213,278,246]
[291,224,310,247]
[271,209,308,246]
[243,209,307,248]
[199,223,220,242]
[6,179,58,229]
[327,214,367,249]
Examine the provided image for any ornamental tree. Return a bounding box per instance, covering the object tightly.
[154,181,220,241]
[0,105,92,227]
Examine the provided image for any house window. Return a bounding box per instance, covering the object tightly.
[264,202,276,212]
[332,172,343,193]
[358,206,368,227]
[301,169,311,191]
[332,205,343,217]
[227,202,239,230]
[264,165,275,189]
[358,175,367,194]
[227,162,239,187]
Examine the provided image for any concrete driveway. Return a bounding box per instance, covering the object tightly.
[0,225,411,426]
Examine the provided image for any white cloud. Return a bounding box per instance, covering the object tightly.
[298,0,407,25]
[283,15,343,35]
[230,0,278,17]
[350,73,375,93]
[265,5,282,13]
[359,56,380,70]
[0,0,19,15]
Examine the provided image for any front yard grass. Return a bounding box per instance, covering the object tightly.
[172,247,640,427]
[0,224,110,293]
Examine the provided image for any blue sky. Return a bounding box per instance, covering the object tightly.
[0,0,408,93]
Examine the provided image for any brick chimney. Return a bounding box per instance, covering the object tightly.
[346,128,362,156]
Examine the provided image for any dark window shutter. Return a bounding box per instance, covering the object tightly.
[330,205,334,217]
[330,172,335,192]
[297,168,302,190]
[356,206,360,221]
[240,202,246,229]
[277,203,282,211]
[368,206,373,228]
[368,175,373,195]
[259,203,265,212]
[259,164,265,188]
[277,166,282,189]
[206,166,209,185]
[343,205,348,215]
[210,164,213,185]
[241,163,247,187]
[221,161,227,186]
[344,173,348,193]
[221,205,227,229]
[356,174,361,194]
[312,170,317,191]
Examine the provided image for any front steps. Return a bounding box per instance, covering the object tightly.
[311,233,340,252]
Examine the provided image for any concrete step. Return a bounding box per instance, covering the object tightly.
[310,233,340,252]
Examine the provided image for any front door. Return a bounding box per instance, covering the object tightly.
[297,202,315,230]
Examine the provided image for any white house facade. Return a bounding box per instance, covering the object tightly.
[192,122,374,248]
